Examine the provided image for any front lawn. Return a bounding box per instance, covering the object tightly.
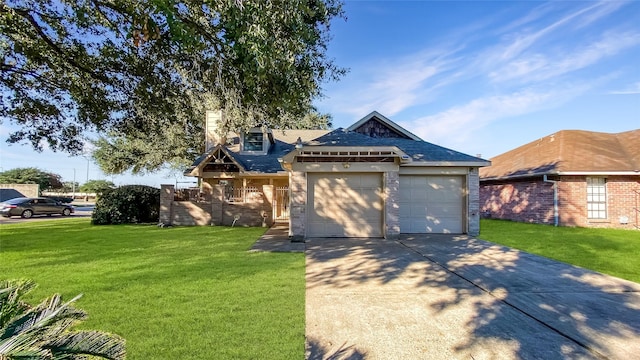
[0,218,305,359]
[479,219,640,283]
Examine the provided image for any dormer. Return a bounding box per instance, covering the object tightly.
[240,126,274,155]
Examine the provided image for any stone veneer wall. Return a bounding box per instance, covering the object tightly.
[384,171,400,239]
[288,171,306,241]
[467,168,480,236]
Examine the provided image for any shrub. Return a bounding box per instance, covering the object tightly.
[92,185,160,225]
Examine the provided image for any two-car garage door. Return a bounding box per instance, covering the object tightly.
[399,175,464,233]
[306,173,464,237]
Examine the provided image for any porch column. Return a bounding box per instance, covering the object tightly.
[211,184,224,225]
[159,184,174,225]
[468,168,480,236]
[384,171,400,239]
[289,171,306,242]
[262,184,274,227]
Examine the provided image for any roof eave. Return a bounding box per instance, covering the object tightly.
[480,170,640,181]
[402,160,491,167]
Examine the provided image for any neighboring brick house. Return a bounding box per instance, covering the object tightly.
[163,110,489,239]
[479,129,640,230]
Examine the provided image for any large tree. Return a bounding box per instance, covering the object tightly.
[1,0,345,173]
[0,167,63,191]
[79,179,115,193]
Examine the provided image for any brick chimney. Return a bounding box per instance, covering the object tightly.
[205,110,225,151]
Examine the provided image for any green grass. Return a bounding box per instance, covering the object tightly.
[0,218,305,359]
[479,219,640,283]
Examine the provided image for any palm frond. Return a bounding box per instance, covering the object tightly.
[2,294,86,339]
[47,331,126,360]
[1,281,126,360]
[0,279,37,329]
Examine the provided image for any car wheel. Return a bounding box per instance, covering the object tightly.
[22,209,33,219]
[47,213,52,217]
[62,208,71,216]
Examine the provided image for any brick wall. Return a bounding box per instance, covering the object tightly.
[159,184,275,227]
[559,175,639,229]
[480,179,555,225]
[480,175,640,229]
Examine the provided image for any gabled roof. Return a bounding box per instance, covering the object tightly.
[185,129,330,175]
[187,112,490,176]
[308,128,488,165]
[347,111,422,141]
[480,129,640,180]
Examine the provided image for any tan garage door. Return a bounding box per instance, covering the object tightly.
[399,175,464,233]
[308,173,383,237]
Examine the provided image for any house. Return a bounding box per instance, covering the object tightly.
[161,111,490,239]
[479,129,640,230]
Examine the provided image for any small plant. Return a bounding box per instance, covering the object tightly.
[92,185,160,225]
[0,279,126,359]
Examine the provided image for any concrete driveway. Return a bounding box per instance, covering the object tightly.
[305,235,640,360]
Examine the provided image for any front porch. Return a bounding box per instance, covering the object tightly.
[159,183,289,227]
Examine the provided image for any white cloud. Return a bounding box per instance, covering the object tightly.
[403,84,591,147]
[609,81,640,95]
[490,2,605,63]
[490,30,640,83]
[320,48,461,117]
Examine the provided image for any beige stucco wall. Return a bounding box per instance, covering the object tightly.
[0,184,39,198]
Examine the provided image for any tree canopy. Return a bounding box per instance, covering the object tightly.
[1,0,345,173]
[79,179,115,193]
[0,167,63,190]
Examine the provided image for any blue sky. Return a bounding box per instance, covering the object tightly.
[1,0,639,187]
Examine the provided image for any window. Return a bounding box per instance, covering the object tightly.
[587,177,606,219]
[244,132,264,152]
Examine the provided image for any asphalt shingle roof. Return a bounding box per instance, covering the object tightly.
[187,127,488,175]
[480,129,640,180]
[311,128,488,163]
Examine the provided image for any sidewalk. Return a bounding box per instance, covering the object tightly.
[249,223,304,253]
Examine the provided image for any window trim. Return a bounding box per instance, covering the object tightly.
[586,177,607,219]
[241,130,267,154]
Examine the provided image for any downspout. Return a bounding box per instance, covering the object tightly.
[543,175,559,226]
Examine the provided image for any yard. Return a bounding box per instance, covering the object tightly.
[0,218,305,360]
[479,219,640,283]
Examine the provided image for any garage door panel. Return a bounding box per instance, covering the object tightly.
[308,173,383,238]
[400,175,464,234]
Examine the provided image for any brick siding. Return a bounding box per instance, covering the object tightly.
[480,175,640,229]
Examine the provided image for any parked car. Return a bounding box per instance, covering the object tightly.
[0,197,75,218]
